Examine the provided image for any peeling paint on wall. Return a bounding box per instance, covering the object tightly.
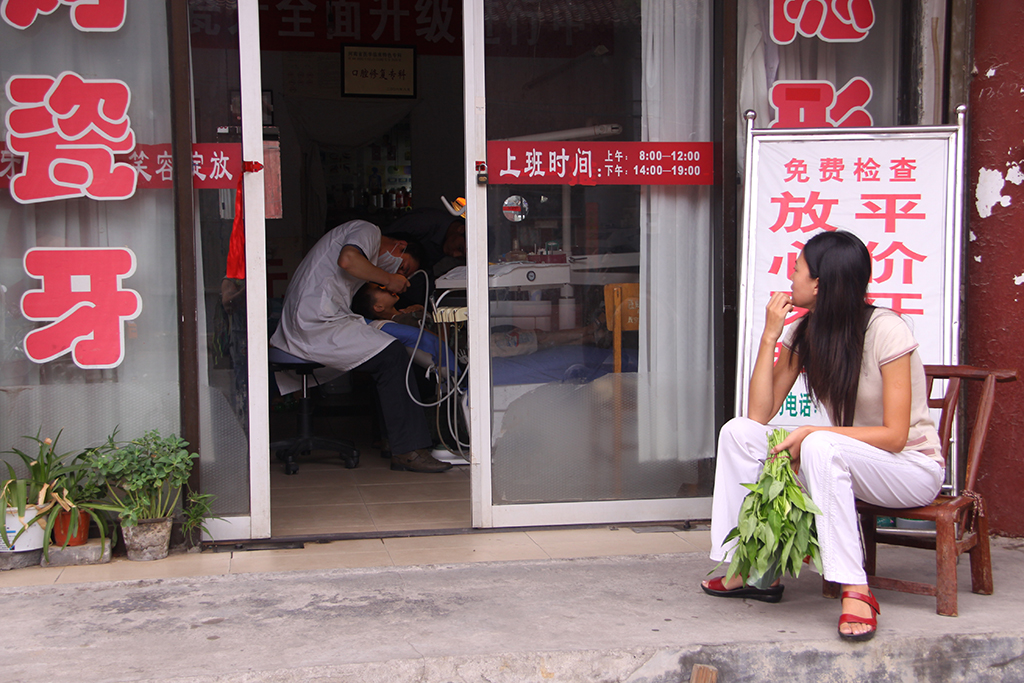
[976,167,1012,218]
[1007,162,1024,185]
[1015,273,1024,286]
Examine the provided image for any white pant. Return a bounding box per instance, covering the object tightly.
[709,417,944,585]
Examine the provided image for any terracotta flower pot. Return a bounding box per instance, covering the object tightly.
[53,509,91,547]
[121,517,173,561]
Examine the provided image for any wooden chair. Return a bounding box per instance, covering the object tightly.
[603,283,640,495]
[603,282,640,373]
[823,364,1017,616]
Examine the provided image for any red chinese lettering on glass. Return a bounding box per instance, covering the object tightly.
[21,247,142,369]
[769,78,873,129]
[770,0,874,44]
[2,0,126,32]
[0,143,21,188]
[5,71,137,203]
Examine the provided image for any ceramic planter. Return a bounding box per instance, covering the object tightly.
[1,506,46,569]
[2,505,46,552]
[121,517,173,561]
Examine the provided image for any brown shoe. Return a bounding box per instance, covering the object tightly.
[391,449,453,473]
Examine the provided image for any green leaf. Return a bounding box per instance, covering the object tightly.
[739,512,757,541]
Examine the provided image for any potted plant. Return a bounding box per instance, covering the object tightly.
[178,489,219,550]
[88,430,197,561]
[2,431,70,567]
[46,451,116,556]
[3,431,120,567]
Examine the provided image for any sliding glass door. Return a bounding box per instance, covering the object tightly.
[465,0,717,528]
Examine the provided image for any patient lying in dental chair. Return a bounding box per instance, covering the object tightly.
[350,283,608,361]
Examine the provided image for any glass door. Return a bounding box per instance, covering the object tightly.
[466,0,717,527]
[189,0,269,539]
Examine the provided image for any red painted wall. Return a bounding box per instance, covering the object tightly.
[967,2,1024,536]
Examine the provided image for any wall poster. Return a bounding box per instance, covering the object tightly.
[736,110,966,429]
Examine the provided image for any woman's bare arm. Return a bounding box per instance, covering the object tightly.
[771,353,913,459]
[748,292,802,424]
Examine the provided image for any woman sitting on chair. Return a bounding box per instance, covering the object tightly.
[702,229,944,642]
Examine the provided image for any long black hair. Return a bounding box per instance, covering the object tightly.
[789,230,873,427]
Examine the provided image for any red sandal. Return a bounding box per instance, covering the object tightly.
[838,590,880,642]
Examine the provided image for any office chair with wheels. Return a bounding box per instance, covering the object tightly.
[269,347,360,474]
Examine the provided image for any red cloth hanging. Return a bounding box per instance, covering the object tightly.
[225,173,246,279]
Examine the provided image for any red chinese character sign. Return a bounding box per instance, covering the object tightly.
[770,0,874,44]
[2,0,126,32]
[486,141,713,186]
[769,78,873,128]
[121,143,242,189]
[736,111,966,427]
[20,247,142,369]
[4,71,138,203]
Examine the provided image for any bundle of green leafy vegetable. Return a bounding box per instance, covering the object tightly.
[720,428,823,589]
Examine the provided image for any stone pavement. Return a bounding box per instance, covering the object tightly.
[1,536,1022,682]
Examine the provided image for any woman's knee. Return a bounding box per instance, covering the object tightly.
[799,430,842,472]
[717,417,768,460]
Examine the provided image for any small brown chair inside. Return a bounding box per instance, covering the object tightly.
[603,283,640,496]
[823,365,1017,616]
[603,282,640,373]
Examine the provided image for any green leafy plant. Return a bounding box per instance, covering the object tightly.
[45,452,119,559]
[2,431,74,549]
[2,430,120,558]
[180,490,221,543]
[720,428,823,589]
[88,430,197,528]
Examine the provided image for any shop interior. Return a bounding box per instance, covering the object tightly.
[209,46,475,537]
[189,3,654,538]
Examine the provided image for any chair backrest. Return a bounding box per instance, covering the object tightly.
[603,283,640,374]
[923,365,1017,493]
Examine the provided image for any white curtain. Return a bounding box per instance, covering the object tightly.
[0,6,179,449]
[639,0,715,468]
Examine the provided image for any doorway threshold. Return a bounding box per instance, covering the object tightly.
[203,520,704,552]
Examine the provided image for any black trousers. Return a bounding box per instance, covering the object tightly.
[353,340,432,454]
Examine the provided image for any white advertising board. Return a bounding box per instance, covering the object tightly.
[736,113,965,428]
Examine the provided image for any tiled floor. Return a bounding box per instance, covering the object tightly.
[0,526,712,588]
[268,391,474,536]
[270,445,472,536]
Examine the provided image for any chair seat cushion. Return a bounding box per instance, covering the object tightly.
[269,347,323,370]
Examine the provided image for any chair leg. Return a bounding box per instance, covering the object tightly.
[935,515,959,617]
[860,511,878,577]
[969,513,994,595]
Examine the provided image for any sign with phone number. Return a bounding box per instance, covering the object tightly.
[487,141,714,186]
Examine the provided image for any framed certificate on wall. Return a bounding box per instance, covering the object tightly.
[342,45,416,98]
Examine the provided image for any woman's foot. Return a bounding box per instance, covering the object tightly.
[701,575,784,603]
[838,586,879,641]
